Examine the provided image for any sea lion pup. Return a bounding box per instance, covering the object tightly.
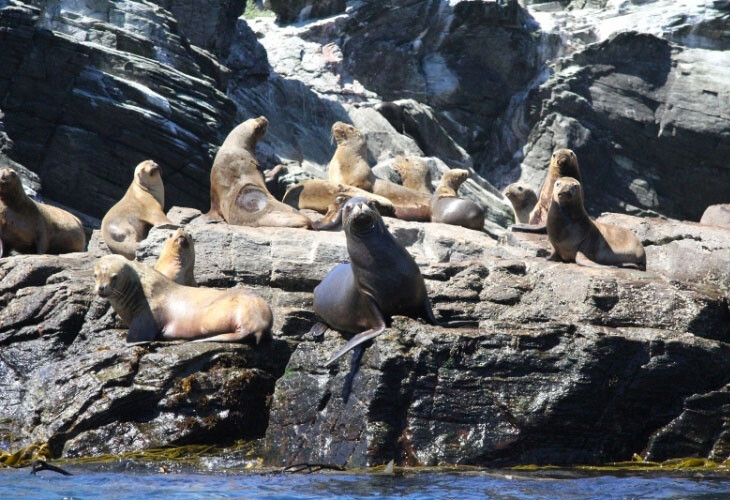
[313,197,475,367]
[547,177,646,270]
[94,255,272,343]
[393,155,433,194]
[208,116,311,228]
[700,204,730,229]
[282,178,394,216]
[0,167,85,257]
[328,121,375,191]
[430,169,485,230]
[154,228,196,286]
[101,160,171,260]
[504,182,538,223]
[512,148,581,233]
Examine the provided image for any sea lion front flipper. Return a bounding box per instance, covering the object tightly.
[510,223,547,234]
[575,251,612,269]
[126,313,159,343]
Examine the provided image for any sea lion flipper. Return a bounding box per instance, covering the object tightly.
[30,460,72,476]
[575,251,611,269]
[324,325,386,367]
[126,313,159,342]
[510,223,547,234]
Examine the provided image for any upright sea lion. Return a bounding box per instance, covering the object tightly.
[504,182,538,224]
[393,156,433,194]
[328,122,375,191]
[430,169,484,230]
[512,149,581,233]
[547,177,646,270]
[101,160,171,260]
[313,197,474,367]
[699,204,730,229]
[154,228,196,286]
[94,255,272,343]
[0,167,85,257]
[208,116,311,228]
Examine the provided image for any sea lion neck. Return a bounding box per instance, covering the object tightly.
[0,181,31,207]
[132,176,165,207]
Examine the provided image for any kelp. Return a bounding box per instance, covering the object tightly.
[512,454,730,473]
[0,443,51,468]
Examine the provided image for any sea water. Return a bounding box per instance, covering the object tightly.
[2,468,730,499]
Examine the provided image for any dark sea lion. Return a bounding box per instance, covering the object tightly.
[503,182,538,224]
[0,167,85,257]
[512,148,581,233]
[547,177,646,270]
[699,204,730,229]
[208,116,311,228]
[154,228,196,286]
[430,169,484,230]
[94,255,272,343]
[312,194,351,231]
[313,197,474,366]
[393,155,433,194]
[101,160,171,260]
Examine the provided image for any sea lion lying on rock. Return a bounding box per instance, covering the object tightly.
[208,116,311,228]
[547,177,646,270]
[504,182,538,224]
[0,167,85,257]
[154,228,196,286]
[101,160,171,260]
[430,169,484,230]
[94,255,272,343]
[282,178,394,217]
[313,197,475,367]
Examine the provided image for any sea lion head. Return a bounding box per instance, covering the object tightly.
[165,227,194,258]
[551,149,578,176]
[331,122,364,146]
[394,155,430,180]
[0,167,22,196]
[504,182,537,207]
[341,196,382,235]
[553,177,583,207]
[247,116,269,143]
[436,169,469,197]
[134,160,162,189]
[94,254,136,299]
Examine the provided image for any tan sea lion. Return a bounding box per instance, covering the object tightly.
[328,122,375,191]
[393,156,433,194]
[154,228,196,286]
[547,177,646,270]
[699,204,730,229]
[0,167,85,257]
[282,178,394,216]
[101,160,171,260]
[504,182,538,223]
[94,255,272,343]
[430,169,484,230]
[208,116,311,228]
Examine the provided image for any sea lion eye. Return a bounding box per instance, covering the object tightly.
[518,186,523,191]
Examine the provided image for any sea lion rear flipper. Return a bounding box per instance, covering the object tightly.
[574,251,612,269]
[324,325,386,367]
[510,223,547,234]
[422,297,478,328]
[126,314,159,343]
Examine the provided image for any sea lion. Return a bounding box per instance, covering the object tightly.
[313,197,474,367]
[328,121,375,191]
[512,148,581,233]
[0,167,85,257]
[154,228,196,286]
[430,169,485,230]
[312,194,351,231]
[283,178,394,216]
[699,204,730,229]
[94,255,272,343]
[393,155,433,194]
[504,182,538,224]
[101,160,171,260]
[208,116,311,228]
[547,177,646,270]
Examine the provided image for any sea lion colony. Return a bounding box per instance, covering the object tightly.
[1,116,721,365]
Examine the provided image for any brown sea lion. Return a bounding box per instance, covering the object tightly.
[504,182,538,224]
[699,204,730,229]
[393,156,433,194]
[101,160,171,260]
[154,228,196,286]
[94,255,272,343]
[430,169,484,230]
[547,177,646,270]
[0,167,85,257]
[313,197,476,367]
[208,116,311,228]
[328,122,375,191]
[282,178,394,216]
[512,149,581,233]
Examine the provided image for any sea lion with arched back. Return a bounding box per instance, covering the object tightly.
[208,116,311,228]
[101,160,171,260]
[154,228,196,286]
[393,156,433,194]
[512,149,581,233]
[313,197,475,367]
[0,167,85,257]
[94,255,272,343]
[430,169,484,230]
[547,177,646,270]
[504,182,538,224]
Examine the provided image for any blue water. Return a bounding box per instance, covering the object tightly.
[2,469,730,500]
